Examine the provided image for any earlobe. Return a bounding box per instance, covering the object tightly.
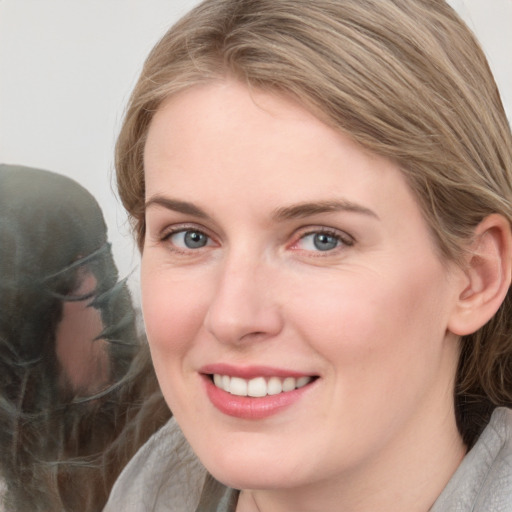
[448,214,512,336]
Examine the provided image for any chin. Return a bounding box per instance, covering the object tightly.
[199,449,308,491]
[212,469,296,492]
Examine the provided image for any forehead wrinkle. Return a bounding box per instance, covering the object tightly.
[272,200,379,222]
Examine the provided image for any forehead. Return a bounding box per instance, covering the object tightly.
[144,80,342,169]
[143,80,422,228]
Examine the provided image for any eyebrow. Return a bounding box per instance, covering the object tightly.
[145,196,210,218]
[145,195,378,221]
[272,200,379,221]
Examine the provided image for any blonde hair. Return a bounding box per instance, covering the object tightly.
[116,0,512,446]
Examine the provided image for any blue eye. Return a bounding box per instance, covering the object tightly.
[168,230,211,249]
[312,233,339,251]
[297,231,350,252]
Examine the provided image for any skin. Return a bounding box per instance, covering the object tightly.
[141,80,468,512]
[55,270,110,394]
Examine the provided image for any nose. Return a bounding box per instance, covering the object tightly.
[203,255,283,345]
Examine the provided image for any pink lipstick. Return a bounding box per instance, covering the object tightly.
[200,364,317,420]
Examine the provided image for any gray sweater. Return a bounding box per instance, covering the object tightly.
[103,408,512,511]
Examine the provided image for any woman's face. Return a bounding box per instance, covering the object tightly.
[141,80,464,492]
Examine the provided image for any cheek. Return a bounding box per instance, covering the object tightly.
[287,266,456,452]
[290,262,452,382]
[140,263,212,363]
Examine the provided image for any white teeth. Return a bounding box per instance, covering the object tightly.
[296,376,311,388]
[282,377,296,392]
[247,377,267,397]
[230,377,247,396]
[267,376,283,395]
[212,374,313,397]
[213,374,223,388]
[222,375,231,392]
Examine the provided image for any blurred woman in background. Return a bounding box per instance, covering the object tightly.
[0,165,169,511]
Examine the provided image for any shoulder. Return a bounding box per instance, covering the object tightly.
[0,477,6,512]
[431,407,512,512]
[103,417,207,512]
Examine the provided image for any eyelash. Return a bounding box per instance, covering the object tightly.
[158,225,354,255]
[291,227,354,254]
[160,225,215,253]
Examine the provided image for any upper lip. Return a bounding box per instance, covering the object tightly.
[200,363,316,379]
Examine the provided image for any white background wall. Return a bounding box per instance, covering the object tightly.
[1,0,511,304]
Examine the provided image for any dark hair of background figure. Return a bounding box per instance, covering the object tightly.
[0,164,170,511]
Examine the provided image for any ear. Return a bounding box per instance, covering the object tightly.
[448,214,512,336]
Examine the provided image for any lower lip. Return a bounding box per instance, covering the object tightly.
[203,376,315,420]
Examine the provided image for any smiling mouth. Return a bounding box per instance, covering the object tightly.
[210,374,316,397]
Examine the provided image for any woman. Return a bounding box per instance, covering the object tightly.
[0,165,170,511]
[107,0,512,510]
